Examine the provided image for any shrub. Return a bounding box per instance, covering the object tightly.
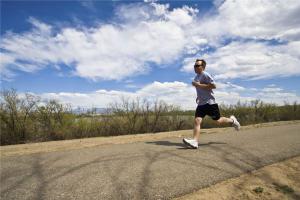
[1,88,300,145]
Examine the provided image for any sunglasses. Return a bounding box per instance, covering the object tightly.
[194,64,203,68]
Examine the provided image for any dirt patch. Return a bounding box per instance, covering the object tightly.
[174,156,300,200]
[1,120,299,157]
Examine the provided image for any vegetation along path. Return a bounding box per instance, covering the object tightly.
[1,121,300,200]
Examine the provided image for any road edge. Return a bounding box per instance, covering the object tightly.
[1,120,299,157]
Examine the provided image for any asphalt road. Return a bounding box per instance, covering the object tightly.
[1,123,300,200]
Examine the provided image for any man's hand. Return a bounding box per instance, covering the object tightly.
[192,81,200,87]
[192,81,216,90]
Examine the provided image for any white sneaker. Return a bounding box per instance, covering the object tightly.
[230,115,241,131]
[183,138,198,149]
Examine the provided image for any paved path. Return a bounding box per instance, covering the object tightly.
[1,123,300,200]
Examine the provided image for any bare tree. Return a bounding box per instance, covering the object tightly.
[109,97,141,134]
[0,89,40,144]
[36,99,71,140]
[141,99,151,133]
[151,100,168,132]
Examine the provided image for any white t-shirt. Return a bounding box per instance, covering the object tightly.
[194,71,216,105]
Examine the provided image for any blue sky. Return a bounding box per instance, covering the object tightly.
[1,0,300,109]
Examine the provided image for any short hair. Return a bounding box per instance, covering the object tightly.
[195,59,206,68]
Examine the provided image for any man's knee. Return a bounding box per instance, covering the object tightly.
[194,117,202,125]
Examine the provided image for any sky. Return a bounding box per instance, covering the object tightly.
[1,0,300,110]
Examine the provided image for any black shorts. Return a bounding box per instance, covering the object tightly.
[195,103,221,120]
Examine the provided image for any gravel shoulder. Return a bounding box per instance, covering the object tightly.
[174,156,300,200]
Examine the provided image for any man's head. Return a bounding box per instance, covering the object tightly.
[194,59,206,74]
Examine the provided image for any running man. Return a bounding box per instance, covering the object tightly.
[183,59,240,149]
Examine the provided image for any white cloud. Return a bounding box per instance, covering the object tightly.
[1,2,199,81]
[180,0,300,79]
[137,81,195,108]
[79,0,96,12]
[207,0,300,41]
[34,81,300,110]
[181,41,300,80]
[166,6,198,26]
[262,87,283,92]
[257,89,300,105]
[1,0,300,85]
[216,82,245,91]
[0,53,17,81]
[214,91,256,105]
[27,17,52,34]
[37,81,195,109]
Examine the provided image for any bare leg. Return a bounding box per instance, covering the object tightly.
[216,117,233,125]
[193,117,202,141]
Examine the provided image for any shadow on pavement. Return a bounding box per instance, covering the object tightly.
[145,140,227,149]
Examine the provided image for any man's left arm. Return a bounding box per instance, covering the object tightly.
[192,81,216,90]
